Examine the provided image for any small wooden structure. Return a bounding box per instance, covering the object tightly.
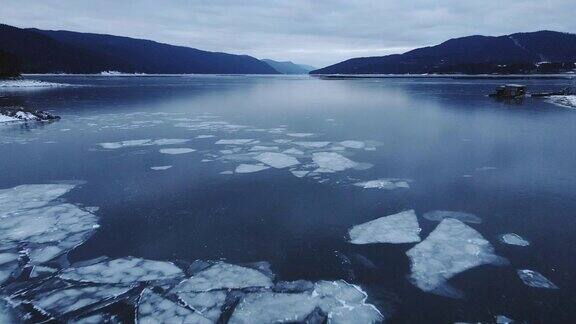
[489,84,526,99]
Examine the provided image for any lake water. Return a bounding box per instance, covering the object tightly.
[1,75,576,323]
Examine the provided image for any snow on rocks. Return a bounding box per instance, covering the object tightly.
[254,152,300,169]
[137,288,211,324]
[312,152,357,172]
[159,148,196,155]
[499,233,530,246]
[174,262,273,292]
[349,210,421,244]
[517,269,558,289]
[422,210,482,224]
[406,218,507,298]
[60,257,184,284]
[354,179,410,190]
[235,164,270,174]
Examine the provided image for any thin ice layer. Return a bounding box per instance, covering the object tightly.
[517,269,558,289]
[349,210,421,244]
[174,262,273,292]
[60,257,183,284]
[422,210,482,224]
[254,152,300,169]
[137,288,211,324]
[406,218,506,297]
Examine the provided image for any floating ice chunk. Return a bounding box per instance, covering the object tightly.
[499,233,530,246]
[254,152,300,169]
[220,171,233,175]
[294,141,330,149]
[196,134,214,139]
[287,133,315,138]
[340,141,365,149]
[229,292,318,324]
[174,262,273,292]
[60,257,183,284]
[282,148,304,155]
[159,148,196,155]
[28,245,64,264]
[517,269,558,289]
[496,315,515,323]
[423,210,482,224]
[30,285,131,317]
[177,290,226,322]
[98,139,152,149]
[329,304,384,324]
[354,179,410,190]
[84,206,100,213]
[137,288,211,324]
[215,139,255,145]
[273,139,292,144]
[406,219,507,297]
[152,138,190,145]
[312,152,357,172]
[349,210,421,244]
[235,164,270,174]
[0,183,75,214]
[151,165,172,171]
[547,95,576,109]
[291,170,309,178]
[250,145,279,151]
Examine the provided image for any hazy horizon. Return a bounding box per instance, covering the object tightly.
[1,0,575,67]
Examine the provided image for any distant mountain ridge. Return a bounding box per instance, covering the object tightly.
[261,59,316,74]
[0,24,278,74]
[311,31,576,75]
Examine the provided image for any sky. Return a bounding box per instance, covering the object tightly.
[1,0,575,67]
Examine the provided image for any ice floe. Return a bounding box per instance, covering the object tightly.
[176,290,226,322]
[150,165,173,171]
[235,164,270,174]
[60,257,183,284]
[406,218,507,297]
[499,233,530,246]
[294,141,331,149]
[98,138,189,149]
[547,95,576,109]
[340,140,365,149]
[174,262,273,292]
[215,139,255,145]
[196,134,215,139]
[137,288,211,324]
[159,148,196,155]
[423,210,482,224]
[517,269,558,289]
[291,170,309,178]
[287,133,315,138]
[349,210,421,244]
[250,145,279,151]
[282,148,304,155]
[312,152,357,172]
[354,179,410,190]
[254,152,300,169]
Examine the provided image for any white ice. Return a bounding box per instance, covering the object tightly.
[254,152,300,169]
[312,152,357,172]
[137,288,211,324]
[354,179,410,190]
[0,114,19,123]
[196,135,214,138]
[499,233,530,246]
[340,141,365,149]
[159,148,196,155]
[287,133,315,138]
[349,210,421,244]
[235,164,270,174]
[98,139,189,149]
[406,218,507,297]
[215,139,255,145]
[174,262,273,292]
[423,210,482,224]
[176,290,226,322]
[282,148,304,155]
[60,257,183,284]
[250,146,279,151]
[294,141,331,149]
[548,95,576,109]
[0,79,69,88]
[291,170,309,178]
[517,269,558,289]
[151,165,172,171]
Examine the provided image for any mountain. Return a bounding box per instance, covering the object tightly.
[0,49,20,78]
[261,59,316,74]
[0,24,278,74]
[311,31,576,75]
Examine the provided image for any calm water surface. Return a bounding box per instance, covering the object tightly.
[1,75,576,323]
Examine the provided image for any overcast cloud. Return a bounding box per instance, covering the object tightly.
[1,0,575,67]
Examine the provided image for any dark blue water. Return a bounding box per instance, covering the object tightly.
[1,75,576,323]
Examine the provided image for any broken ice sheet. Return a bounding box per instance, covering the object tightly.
[60,257,183,284]
[228,291,318,324]
[150,165,172,171]
[312,152,357,172]
[174,262,273,292]
[235,164,270,174]
[137,288,211,324]
[176,290,226,322]
[406,218,507,298]
[215,139,255,145]
[499,233,530,246]
[250,145,279,151]
[354,179,410,190]
[98,138,189,149]
[349,210,421,244]
[423,210,482,224]
[159,148,196,155]
[0,183,75,214]
[339,140,365,149]
[517,269,558,289]
[254,152,300,169]
[30,285,132,317]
